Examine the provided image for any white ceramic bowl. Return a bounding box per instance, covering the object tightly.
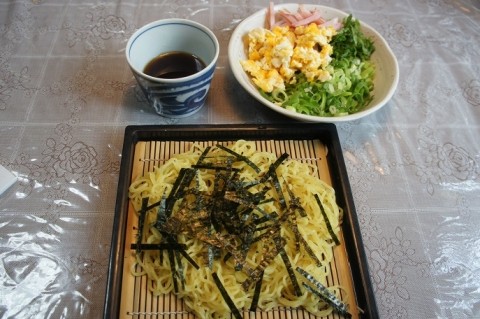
[228,4,399,122]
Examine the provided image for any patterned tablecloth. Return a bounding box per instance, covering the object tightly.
[1,0,479,318]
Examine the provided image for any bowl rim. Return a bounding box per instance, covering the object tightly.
[126,18,220,84]
[228,3,399,122]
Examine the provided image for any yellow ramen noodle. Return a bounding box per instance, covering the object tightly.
[128,140,346,318]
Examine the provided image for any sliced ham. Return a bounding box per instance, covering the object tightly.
[291,9,325,27]
[267,1,275,30]
[266,3,341,30]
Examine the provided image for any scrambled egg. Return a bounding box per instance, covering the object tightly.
[241,23,336,93]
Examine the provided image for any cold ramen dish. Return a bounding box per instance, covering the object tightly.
[128,140,352,318]
[240,3,376,117]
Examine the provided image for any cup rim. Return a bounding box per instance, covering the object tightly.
[126,18,219,83]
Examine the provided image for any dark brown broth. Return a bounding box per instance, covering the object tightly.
[143,51,206,79]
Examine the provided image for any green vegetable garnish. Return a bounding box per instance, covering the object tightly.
[262,14,376,117]
[331,14,375,62]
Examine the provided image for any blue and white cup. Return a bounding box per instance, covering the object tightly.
[126,19,219,118]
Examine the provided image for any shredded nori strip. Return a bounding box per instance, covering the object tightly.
[165,168,194,215]
[259,152,290,208]
[284,206,322,267]
[259,152,289,183]
[167,168,189,198]
[131,243,199,269]
[278,246,302,297]
[207,245,215,269]
[174,249,188,290]
[249,271,264,312]
[192,164,241,172]
[224,191,272,218]
[314,194,340,246]
[197,145,212,164]
[286,210,301,252]
[167,247,179,293]
[154,193,168,229]
[297,233,323,267]
[271,173,287,209]
[242,236,284,291]
[131,243,186,250]
[216,144,261,173]
[136,197,149,253]
[285,183,307,218]
[179,250,200,270]
[207,225,218,270]
[252,211,279,225]
[296,267,351,318]
[212,272,243,319]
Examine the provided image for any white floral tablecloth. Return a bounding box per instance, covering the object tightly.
[0,0,479,318]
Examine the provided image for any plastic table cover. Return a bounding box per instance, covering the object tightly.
[0,0,479,318]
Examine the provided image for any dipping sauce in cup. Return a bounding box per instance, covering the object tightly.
[126,19,219,118]
[144,51,206,79]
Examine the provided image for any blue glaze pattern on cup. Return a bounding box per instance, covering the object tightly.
[133,64,215,117]
[126,19,219,118]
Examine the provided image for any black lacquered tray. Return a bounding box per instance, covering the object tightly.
[104,124,378,319]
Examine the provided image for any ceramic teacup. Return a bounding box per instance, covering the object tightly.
[126,19,219,118]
